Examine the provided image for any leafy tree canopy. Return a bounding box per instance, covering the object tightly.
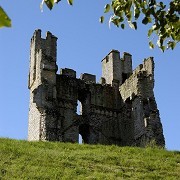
[0,0,179,51]
[100,0,180,51]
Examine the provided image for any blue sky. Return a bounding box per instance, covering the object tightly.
[0,1,179,150]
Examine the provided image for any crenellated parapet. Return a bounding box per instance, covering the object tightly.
[28,30,165,147]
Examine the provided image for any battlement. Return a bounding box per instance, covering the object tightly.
[132,57,154,78]
[30,29,57,59]
[101,49,120,62]
[31,29,57,42]
[28,30,58,89]
[28,30,165,147]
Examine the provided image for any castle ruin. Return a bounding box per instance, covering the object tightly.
[28,30,165,147]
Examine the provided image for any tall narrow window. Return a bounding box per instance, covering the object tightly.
[77,100,83,144]
[77,100,82,115]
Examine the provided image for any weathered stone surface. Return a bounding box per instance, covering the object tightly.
[28,30,165,147]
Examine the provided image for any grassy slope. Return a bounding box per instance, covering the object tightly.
[0,138,180,179]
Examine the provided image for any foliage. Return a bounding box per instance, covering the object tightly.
[42,0,73,10]
[43,0,179,51]
[0,1,179,51]
[0,6,11,28]
[0,138,180,179]
[100,0,180,51]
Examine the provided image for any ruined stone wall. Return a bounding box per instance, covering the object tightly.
[87,83,122,144]
[119,58,154,101]
[28,30,165,147]
[28,91,41,141]
[54,71,123,144]
[56,74,79,142]
[119,58,164,146]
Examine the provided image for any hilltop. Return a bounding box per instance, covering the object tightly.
[0,138,179,179]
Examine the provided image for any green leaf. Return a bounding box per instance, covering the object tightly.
[112,18,120,27]
[54,0,61,3]
[148,29,153,37]
[147,17,152,23]
[125,1,132,14]
[140,1,146,9]
[126,11,132,21]
[132,22,137,30]
[104,4,110,13]
[128,21,137,30]
[159,2,165,9]
[45,0,54,10]
[161,46,166,52]
[134,7,140,19]
[115,5,121,15]
[157,38,163,47]
[0,7,11,28]
[149,41,154,49]
[121,23,125,29]
[142,17,148,24]
[67,0,73,6]
[149,0,156,6]
[168,41,176,50]
[99,16,104,23]
[119,17,124,22]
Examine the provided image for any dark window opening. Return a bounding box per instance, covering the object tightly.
[106,56,109,63]
[122,73,128,84]
[79,124,90,144]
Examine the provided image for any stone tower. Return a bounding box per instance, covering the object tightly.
[28,30,165,147]
[102,50,132,85]
[28,29,58,141]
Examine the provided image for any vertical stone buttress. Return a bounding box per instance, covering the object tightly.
[28,30,58,141]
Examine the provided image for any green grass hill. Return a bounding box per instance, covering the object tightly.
[0,138,180,179]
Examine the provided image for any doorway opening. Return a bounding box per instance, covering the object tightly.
[79,124,90,144]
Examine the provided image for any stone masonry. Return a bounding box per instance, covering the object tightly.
[28,30,165,147]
